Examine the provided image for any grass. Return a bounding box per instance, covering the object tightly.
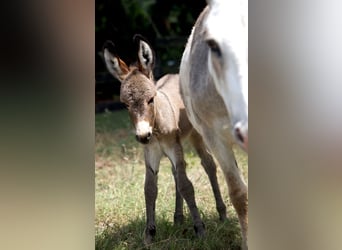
[95,110,248,250]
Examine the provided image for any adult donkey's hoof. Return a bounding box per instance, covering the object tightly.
[194,222,206,238]
[144,225,156,245]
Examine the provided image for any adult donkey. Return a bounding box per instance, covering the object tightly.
[179,0,248,249]
[103,35,227,244]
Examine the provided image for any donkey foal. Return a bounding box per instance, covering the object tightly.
[103,35,227,244]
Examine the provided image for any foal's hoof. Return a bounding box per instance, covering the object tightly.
[144,234,153,245]
[194,222,206,238]
[174,213,184,225]
[219,213,227,222]
[218,207,227,222]
[144,225,156,245]
[219,214,228,222]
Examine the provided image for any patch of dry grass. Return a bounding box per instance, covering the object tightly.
[95,110,248,249]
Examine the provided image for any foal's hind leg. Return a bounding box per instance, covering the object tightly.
[171,164,184,224]
[189,130,227,221]
[162,137,205,238]
[143,143,163,245]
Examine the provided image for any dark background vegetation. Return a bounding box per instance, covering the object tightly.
[95,0,206,112]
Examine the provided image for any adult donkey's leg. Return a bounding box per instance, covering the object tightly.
[222,149,248,250]
[143,142,163,245]
[171,164,184,225]
[203,131,248,250]
[162,137,205,237]
[189,130,227,221]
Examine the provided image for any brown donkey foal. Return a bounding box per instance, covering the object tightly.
[103,35,226,244]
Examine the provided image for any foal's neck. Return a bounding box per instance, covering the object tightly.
[153,90,179,136]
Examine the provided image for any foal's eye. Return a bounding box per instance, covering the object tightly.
[206,39,222,57]
[147,97,154,105]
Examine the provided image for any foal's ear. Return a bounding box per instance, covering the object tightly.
[206,0,215,6]
[134,34,155,78]
[103,41,129,81]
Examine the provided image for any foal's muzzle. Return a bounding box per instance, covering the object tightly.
[135,120,153,144]
[135,132,152,144]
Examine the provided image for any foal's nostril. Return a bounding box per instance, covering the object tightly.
[135,132,152,144]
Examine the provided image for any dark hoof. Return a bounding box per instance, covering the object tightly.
[217,205,227,221]
[219,213,228,222]
[144,225,156,245]
[194,222,205,238]
[174,213,184,225]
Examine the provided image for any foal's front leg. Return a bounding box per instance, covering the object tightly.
[143,143,163,245]
[171,164,184,225]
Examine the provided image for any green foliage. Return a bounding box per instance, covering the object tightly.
[95,0,207,74]
[120,0,160,36]
[95,110,131,133]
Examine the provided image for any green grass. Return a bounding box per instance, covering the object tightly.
[95,110,248,250]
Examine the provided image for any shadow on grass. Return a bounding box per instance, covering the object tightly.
[95,213,242,250]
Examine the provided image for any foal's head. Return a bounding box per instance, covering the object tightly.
[103,35,157,144]
[205,0,248,151]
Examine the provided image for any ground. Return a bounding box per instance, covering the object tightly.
[95,109,248,250]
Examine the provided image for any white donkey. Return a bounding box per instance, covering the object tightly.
[179,0,248,249]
